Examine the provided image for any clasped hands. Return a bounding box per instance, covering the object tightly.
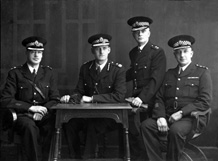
[157,110,183,133]
[28,105,48,121]
[60,95,93,103]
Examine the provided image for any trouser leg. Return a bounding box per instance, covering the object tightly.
[128,113,147,160]
[83,119,98,158]
[15,116,39,161]
[37,113,55,161]
[141,118,166,161]
[64,118,86,158]
[166,117,193,161]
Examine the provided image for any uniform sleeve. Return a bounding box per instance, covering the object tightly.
[138,49,166,103]
[72,65,86,97]
[93,67,127,103]
[0,70,31,113]
[152,73,168,119]
[181,69,212,116]
[44,70,60,109]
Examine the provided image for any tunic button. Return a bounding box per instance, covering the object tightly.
[135,87,137,89]
[34,92,36,95]
[178,78,181,81]
[175,97,178,100]
[33,100,36,102]
[134,71,137,73]
[95,83,98,85]
[176,87,179,90]
[135,63,138,66]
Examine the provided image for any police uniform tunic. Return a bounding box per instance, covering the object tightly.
[141,62,212,161]
[65,59,126,158]
[153,63,212,118]
[73,59,126,102]
[126,41,166,107]
[0,63,60,161]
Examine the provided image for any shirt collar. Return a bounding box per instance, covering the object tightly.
[138,41,148,51]
[27,63,39,74]
[96,60,108,72]
[180,61,192,72]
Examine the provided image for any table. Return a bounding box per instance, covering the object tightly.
[49,103,132,161]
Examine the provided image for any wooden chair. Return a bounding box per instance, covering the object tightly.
[0,108,24,161]
[181,108,211,161]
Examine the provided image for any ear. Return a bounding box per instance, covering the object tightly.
[108,46,111,53]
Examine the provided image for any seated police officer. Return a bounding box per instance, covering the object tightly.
[140,35,212,161]
[0,36,60,161]
[60,33,126,159]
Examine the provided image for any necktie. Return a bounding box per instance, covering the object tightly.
[96,66,101,75]
[32,69,36,77]
[179,67,183,75]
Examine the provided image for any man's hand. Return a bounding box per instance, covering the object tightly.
[60,95,70,103]
[81,96,93,103]
[157,117,169,132]
[33,113,43,121]
[29,106,47,115]
[131,97,143,107]
[169,110,183,124]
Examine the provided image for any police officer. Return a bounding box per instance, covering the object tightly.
[60,33,126,159]
[141,35,213,161]
[126,16,167,159]
[0,36,60,161]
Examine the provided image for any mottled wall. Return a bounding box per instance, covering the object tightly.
[1,0,218,146]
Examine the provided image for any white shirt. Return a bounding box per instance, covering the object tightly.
[179,61,191,74]
[96,60,108,72]
[27,64,39,74]
[138,42,148,51]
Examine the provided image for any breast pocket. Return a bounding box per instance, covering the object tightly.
[184,79,199,97]
[164,81,175,97]
[17,83,30,100]
[38,83,50,98]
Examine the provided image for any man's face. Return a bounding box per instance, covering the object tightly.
[174,47,193,67]
[26,50,43,65]
[132,28,150,45]
[92,45,110,63]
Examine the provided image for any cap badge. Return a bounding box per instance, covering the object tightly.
[132,21,149,27]
[173,40,191,48]
[27,40,43,47]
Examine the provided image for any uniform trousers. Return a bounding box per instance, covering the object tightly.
[141,117,193,161]
[64,118,117,159]
[14,113,55,161]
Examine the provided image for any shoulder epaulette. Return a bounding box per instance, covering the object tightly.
[151,44,159,50]
[41,65,52,70]
[110,61,123,68]
[195,64,208,69]
[10,65,22,70]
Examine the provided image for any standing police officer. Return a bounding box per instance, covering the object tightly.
[60,33,126,159]
[126,16,167,159]
[141,35,212,161]
[0,36,60,161]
